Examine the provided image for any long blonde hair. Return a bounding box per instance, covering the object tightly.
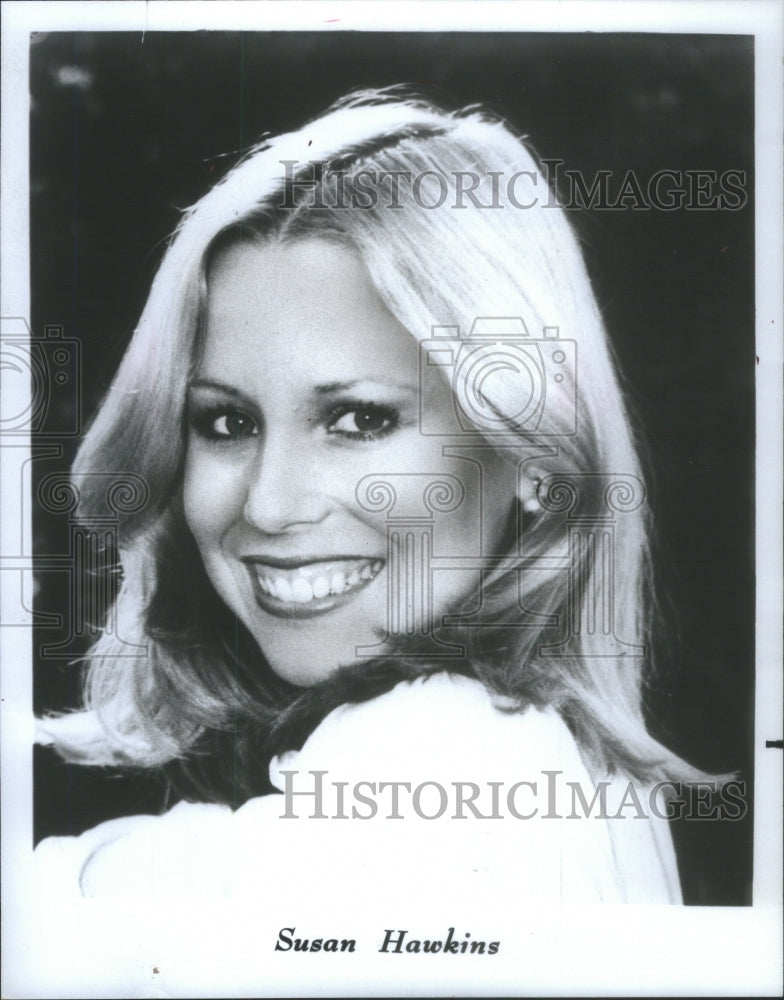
[40,89,706,800]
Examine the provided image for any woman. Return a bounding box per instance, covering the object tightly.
[36,89,703,902]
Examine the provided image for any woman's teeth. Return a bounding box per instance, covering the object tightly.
[255,560,383,604]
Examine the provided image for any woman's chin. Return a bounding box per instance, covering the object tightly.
[256,629,387,687]
[264,654,364,688]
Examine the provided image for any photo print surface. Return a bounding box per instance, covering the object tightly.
[2,5,781,998]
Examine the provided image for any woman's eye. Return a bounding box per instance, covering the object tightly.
[328,404,398,440]
[193,408,258,442]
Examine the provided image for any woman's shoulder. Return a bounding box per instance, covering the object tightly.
[271,672,682,904]
[271,670,588,785]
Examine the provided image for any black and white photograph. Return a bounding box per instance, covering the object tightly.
[2,2,782,997]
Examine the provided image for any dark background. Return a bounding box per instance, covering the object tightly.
[30,31,755,904]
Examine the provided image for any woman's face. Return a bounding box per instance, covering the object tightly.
[183,237,514,685]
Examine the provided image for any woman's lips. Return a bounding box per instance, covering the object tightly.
[242,557,384,617]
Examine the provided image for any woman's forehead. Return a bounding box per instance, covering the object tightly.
[199,237,420,386]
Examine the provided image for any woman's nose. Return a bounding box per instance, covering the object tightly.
[241,435,332,533]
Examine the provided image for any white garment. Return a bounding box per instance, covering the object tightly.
[35,673,682,904]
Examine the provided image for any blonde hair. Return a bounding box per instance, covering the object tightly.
[40,89,706,799]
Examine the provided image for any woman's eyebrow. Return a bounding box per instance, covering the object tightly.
[313,379,418,396]
[187,378,254,405]
[189,378,242,395]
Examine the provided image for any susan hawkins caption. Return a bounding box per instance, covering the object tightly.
[275,926,500,955]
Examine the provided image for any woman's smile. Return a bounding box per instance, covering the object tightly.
[182,236,513,685]
[243,555,386,617]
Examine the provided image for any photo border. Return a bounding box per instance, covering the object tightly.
[2,2,782,997]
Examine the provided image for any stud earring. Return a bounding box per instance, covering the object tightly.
[521,477,542,516]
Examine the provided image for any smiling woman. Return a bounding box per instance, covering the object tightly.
[35,88,716,903]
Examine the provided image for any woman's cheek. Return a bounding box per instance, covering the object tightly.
[183,447,248,545]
